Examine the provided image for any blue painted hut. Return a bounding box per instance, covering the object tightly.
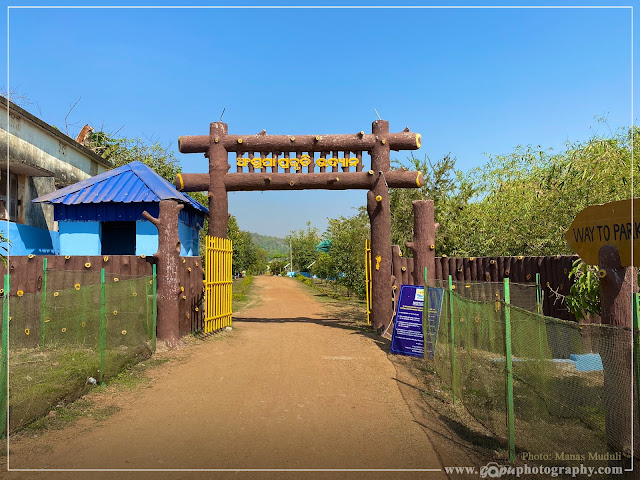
[33,161,208,256]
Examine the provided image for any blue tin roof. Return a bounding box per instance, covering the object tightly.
[51,203,207,230]
[33,161,208,214]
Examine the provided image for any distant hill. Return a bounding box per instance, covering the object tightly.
[250,232,288,259]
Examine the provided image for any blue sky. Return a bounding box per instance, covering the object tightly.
[2,1,636,237]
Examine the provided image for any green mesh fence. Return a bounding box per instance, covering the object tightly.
[434,279,540,313]
[430,283,638,469]
[0,270,155,435]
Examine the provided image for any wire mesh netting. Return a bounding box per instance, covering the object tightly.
[433,279,540,313]
[430,286,638,468]
[1,270,155,434]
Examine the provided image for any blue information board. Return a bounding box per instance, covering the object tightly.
[390,285,426,357]
[390,285,444,358]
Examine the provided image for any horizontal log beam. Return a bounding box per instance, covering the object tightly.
[178,131,421,154]
[175,170,425,192]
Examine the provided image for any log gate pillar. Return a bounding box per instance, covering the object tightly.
[207,122,230,238]
[368,120,392,333]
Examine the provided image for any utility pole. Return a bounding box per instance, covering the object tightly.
[289,238,293,275]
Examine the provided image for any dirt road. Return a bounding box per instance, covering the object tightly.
[4,276,462,479]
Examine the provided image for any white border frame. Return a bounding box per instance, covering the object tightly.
[4,3,635,474]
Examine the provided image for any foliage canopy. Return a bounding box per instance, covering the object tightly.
[315,126,637,303]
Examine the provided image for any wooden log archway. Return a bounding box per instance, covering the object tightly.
[177,121,422,334]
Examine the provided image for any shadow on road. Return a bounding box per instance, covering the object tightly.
[234,315,392,353]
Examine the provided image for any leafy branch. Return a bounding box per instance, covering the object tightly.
[564,259,600,321]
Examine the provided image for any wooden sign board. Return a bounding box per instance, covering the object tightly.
[564,198,639,266]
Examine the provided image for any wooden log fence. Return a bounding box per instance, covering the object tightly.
[392,252,582,321]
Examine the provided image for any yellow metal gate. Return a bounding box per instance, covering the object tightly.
[205,236,233,333]
[364,239,372,325]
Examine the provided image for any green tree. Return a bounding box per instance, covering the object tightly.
[0,232,9,266]
[254,247,269,275]
[227,216,261,274]
[390,154,476,257]
[269,256,288,276]
[457,127,636,256]
[311,252,337,280]
[86,133,181,182]
[324,208,370,298]
[319,125,637,312]
[285,222,321,273]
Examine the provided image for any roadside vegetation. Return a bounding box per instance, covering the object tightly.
[281,125,638,318]
[19,356,169,435]
[5,344,150,436]
[84,121,636,319]
[232,275,254,310]
[2,327,234,440]
[294,273,361,302]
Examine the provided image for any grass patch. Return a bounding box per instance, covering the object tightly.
[23,401,121,434]
[7,348,172,438]
[408,341,614,470]
[95,364,147,391]
[293,276,371,332]
[296,275,363,302]
[232,275,254,310]
[5,343,152,434]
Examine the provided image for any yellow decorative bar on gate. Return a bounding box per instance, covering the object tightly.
[205,236,233,333]
[364,239,372,325]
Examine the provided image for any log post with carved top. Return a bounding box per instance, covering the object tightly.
[142,200,183,348]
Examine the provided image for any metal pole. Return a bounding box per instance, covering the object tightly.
[40,258,47,349]
[535,272,542,315]
[289,238,293,275]
[488,289,495,353]
[423,267,430,358]
[448,275,456,404]
[365,240,371,325]
[504,278,515,462]
[535,272,545,359]
[152,263,157,352]
[0,274,9,438]
[99,268,106,385]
